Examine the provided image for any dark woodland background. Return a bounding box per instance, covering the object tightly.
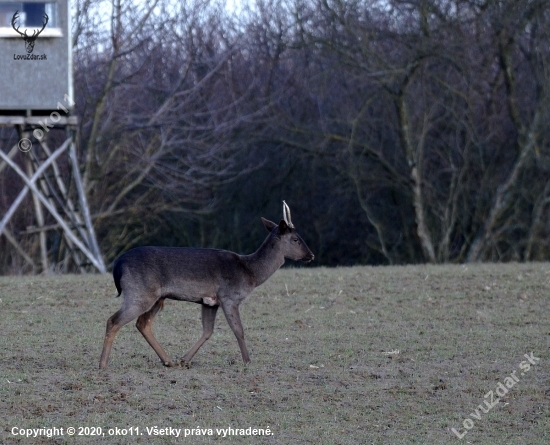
[1,0,550,273]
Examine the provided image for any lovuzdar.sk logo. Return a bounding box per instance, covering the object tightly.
[11,10,48,60]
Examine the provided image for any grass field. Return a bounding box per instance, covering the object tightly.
[0,263,549,444]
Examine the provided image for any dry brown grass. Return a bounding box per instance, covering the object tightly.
[1,263,549,444]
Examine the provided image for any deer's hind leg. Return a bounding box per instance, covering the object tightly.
[181,304,219,366]
[135,299,176,367]
[99,302,145,369]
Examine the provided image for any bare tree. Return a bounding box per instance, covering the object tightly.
[72,0,265,263]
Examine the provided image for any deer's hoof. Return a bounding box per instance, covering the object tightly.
[180,359,192,369]
[163,360,177,367]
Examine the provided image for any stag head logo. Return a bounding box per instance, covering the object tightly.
[11,10,48,54]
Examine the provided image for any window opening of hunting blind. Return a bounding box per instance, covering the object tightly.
[0,2,58,33]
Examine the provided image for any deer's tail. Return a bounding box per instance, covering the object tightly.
[112,258,123,297]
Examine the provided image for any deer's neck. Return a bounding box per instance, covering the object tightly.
[243,236,285,287]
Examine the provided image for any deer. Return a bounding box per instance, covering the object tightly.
[11,11,49,54]
[99,201,314,369]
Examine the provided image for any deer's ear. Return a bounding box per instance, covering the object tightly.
[278,219,289,234]
[261,217,277,232]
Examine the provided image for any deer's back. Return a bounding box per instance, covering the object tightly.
[114,246,255,303]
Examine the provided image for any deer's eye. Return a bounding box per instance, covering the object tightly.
[292,238,300,243]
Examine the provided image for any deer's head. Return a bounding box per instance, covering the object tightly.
[12,11,48,54]
[261,201,314,263]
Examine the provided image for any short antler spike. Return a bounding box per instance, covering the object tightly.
[282,200,295,228]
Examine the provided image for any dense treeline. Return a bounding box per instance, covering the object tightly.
[1,0,550,272]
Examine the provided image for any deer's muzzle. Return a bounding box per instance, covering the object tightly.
[301,252,315,263]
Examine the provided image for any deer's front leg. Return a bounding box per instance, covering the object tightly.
[222,301,250,364]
